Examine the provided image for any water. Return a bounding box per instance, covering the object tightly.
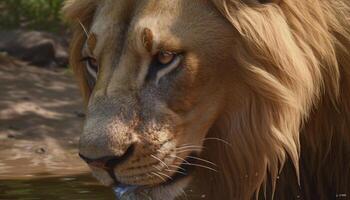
[0,174,115,200]
[113,185,139,199]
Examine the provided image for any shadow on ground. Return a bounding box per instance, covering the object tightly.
[0,55,89,178]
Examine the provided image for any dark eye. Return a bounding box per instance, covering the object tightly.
[157,51,176,65]
[146,51,182,83]
[81,56,99,80]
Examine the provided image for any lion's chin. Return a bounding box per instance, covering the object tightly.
[113,180,191,200]
[90,168,191,200]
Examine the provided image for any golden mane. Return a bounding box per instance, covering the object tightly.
[64,0,350,199]
[203,0,350,199]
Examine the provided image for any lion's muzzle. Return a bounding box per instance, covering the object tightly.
[79,144,135,182]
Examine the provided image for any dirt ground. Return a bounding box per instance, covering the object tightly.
[0,55,90,179]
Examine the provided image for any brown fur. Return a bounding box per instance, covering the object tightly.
[142,28,154,53]
[64,0,350,199]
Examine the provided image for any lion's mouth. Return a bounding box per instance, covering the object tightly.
[112,153,197,199]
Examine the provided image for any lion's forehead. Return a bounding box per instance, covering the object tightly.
[88,0,220,56]
[90,0,176,54]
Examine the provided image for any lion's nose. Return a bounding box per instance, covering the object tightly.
[79,144,135,170]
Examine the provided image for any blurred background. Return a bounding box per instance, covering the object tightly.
[0,1,114,199]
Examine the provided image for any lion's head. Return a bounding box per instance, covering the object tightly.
[64,0,349,199]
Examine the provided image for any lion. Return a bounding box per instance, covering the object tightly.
[63,0,350,199]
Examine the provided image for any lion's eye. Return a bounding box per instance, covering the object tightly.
[146,50,181,83]
[82,56,99,80]
[157,51,176,65]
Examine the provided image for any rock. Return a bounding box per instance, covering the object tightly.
[35,147,46,154]
[7,133,16,139]
[0,30,69,68]
[21,96,31,101]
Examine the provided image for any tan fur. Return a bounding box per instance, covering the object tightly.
[87,33,97,54]
[63,0,350,199]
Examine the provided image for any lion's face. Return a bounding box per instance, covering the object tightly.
[77,0,236,199]
[65,0,346,198]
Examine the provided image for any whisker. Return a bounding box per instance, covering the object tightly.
[176,146,204,153]
[170,154,190,164]
[178,162,218,172]
[78,20,90,38]
[152,160,187,175]
[186,155,217,167]
[176,147,204,150]
[165,168,187,176]
[169,164,186,171]
[203,137,232,147]
[151,172,167,182]
[176,145,204,150]
[176,149,203,154]
[157,171,173,180]
[153,165,162,171]
[151,154,169,169]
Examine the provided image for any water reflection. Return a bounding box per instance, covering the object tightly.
[0,174,115,200]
